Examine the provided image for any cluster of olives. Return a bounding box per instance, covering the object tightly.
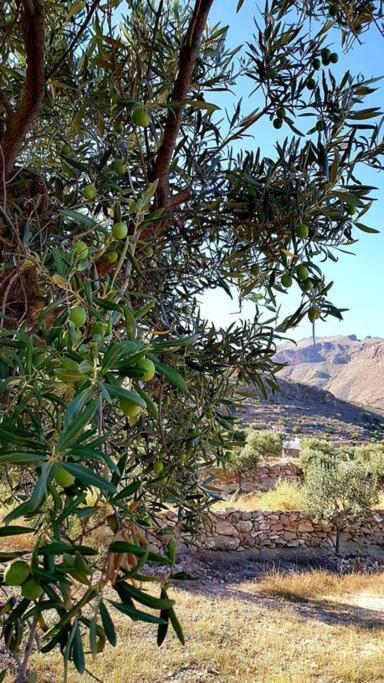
[273,106,286,130]
[73,187,127,273]
[280,223,320,292]
[3,560,43,601]
[280,263,312,291]
[313,47,339,69]
[280,265,322,322]
[306,48,339,91]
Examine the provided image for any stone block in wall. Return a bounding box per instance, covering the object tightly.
[212,534,240,551]
[282,531,298,540]
[215,519,239,537]
[279,514,290,525]
[298,520,314,532]
[285,523,299,532]
[270,523,284,532]
[372,512,384,523]
[227,512,240,522]
[237,520,253,533]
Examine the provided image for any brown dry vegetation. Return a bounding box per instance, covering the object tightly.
[214,481,308,512]
[18,569,384,683]
[215,483,384,514]
[254,568,384,603]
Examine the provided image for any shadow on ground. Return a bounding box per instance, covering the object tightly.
[177,552,384,632]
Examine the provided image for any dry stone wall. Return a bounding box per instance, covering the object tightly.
[204,462,303,493]
[197,509,384,551]
[149,509,384,553]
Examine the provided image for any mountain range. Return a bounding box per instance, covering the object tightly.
[275,335,384,410]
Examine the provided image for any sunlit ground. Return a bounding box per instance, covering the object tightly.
[27,568,384,683]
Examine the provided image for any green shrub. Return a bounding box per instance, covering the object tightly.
[305,461,379,553]
[229,429,281,479]
[231,428,247,445]
[299,437,335,473]
[245,429,282,460]
[352,442,384,477]
[231,442,261,473]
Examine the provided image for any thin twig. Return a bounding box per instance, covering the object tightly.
[16,619,37,683]
[46,0,101,80]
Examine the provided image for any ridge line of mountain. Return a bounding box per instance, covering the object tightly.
[274,334,384,410]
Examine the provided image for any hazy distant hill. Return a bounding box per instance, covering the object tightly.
[275,335,384,410]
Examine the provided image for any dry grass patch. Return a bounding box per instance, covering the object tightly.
[0,506,36,552]
[254,568,384,604]
[373,490,384,509]
[215,481,307,512]
[25,572,384,683]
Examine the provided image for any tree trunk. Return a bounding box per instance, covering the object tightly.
[238,471,242,492]
[335,526,340,555]
[0,0,45,180]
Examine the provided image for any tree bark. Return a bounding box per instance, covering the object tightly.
[335,526,340,555]
[16,619,37,683]
[0,0,45,180]
[151,0,214,210]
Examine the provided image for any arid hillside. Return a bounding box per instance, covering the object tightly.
[240,379,384,442]
[275,335,384,410]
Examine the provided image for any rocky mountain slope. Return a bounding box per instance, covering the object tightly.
[275,335,384,410]
[241,379,384,442]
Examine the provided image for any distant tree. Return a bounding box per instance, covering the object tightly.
[299,437,336,473]
[352,442,384,477]
[246,429,283,461]
[305,462,379,554]
[231,443,262,489]
[230,429,282,488]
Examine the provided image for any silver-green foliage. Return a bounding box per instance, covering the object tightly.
[299,437,336,473]
[305,461,379,530]
[232,429,282,472]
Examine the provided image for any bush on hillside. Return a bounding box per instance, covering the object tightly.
[299,437,336,473]
[231,428,247,445]
[230,442,261,473]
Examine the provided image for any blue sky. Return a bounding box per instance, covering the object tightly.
[200,0,384,341]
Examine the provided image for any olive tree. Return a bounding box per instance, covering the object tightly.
[299,437,336,473]
[305,461,379,553]
[230,429,282,487]
[352,442,384,477]
[0,0,383,680]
